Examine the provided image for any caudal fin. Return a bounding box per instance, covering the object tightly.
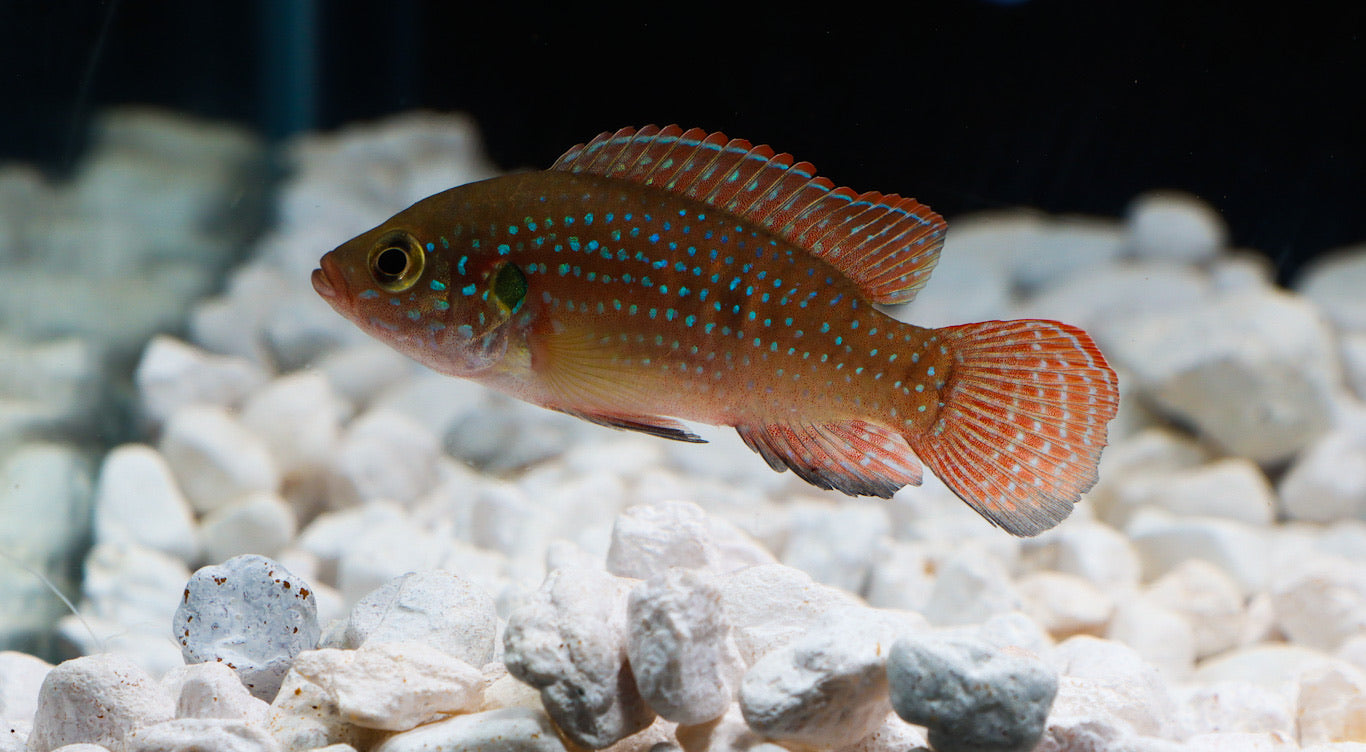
[906,320,1119,536]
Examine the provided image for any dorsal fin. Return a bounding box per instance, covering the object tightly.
[551,125,947,305]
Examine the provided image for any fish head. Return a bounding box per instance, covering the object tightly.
[313,215,529,378]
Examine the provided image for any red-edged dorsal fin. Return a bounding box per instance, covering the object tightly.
[552,126,948,305]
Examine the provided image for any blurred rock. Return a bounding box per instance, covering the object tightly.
[1279,428,1366,523]
[1106,290,1339,464]
[1125,191,1228,265]
[1297,244,1366,332]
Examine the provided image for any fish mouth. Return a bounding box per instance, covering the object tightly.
[311,254,347,303]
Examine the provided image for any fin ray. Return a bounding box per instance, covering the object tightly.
[735,420,922,498]
[907,320,1119,536]
[552,125,947,305]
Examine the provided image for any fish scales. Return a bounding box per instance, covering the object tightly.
[313,125,1120,536]
[435,171,948,429]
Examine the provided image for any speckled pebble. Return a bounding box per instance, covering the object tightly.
[26,654,175,752]
[173,555,320,701]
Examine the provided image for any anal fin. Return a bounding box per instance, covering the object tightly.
[735,420,923,498]
[556,408,705,443]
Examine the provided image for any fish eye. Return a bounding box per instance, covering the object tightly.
[368,230,425,292]
[492,262,527,313]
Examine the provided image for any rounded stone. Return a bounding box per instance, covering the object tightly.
[173,555,320,702]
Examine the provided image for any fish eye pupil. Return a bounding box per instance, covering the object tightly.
[375,247,408,280]
[368,231,424,291]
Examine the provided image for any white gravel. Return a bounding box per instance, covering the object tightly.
[3,111,1366,751]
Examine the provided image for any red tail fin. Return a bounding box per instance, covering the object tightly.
[906,320,1119,536]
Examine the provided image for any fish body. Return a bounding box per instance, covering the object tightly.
[313,126,1119,536]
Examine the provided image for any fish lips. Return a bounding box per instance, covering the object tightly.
[311,253,349,310]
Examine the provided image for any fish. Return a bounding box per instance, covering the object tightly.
[312,125,1119,536]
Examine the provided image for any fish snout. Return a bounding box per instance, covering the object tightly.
[311,253,347,301]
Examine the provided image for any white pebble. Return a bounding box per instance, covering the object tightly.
[1146,559,1247,659]
[922,548,1024,627]
[1177,681,1296,738]
[1120,459,1276,525]
[503,567,654,748]
[1183,732,1299,751]
[265,670,363,752]
[863,541,937,613]
[331,512,452,605]
[199,492,298,562]
[887,634,1056,752]
[1016,261,1211,342]
[26,654,175,752]
[327,409,441,509]
[606,501,775,581]
[290,642,483,732]
[160,406,280,515]
[1032,676,1138,752]
[0,651,51,724]
[1343,333,1366,400]
[1296,243,1366,331]
[92,444,198,564]
[833,712,929,752]
[342,570,497,667]
[371,708,564,752]
[674,705,763,752]
[716,563,864,665]
[238,372,347,480]
[1105,597,1196,682]
[739,610,906,748]
[1043,520,1142,591]
[779,501,889,593]
[1278,429,1366,523]
[1270,555,1366,652]
[1297,661,1366,746]
[188,263,292,366]
[161,662,269,725]
[967,612,1056,659]
[1125,191,1228,264]
[1016,571,1114,639]
[174,555,320,701]
[133,336,268,426]
[1050,635,1176,738]
[1105,290,1337,464]
[1087,427,1209,527]
[1126,508,1268,595]
[1193,644,1338,687]
[627,569,744,725]
[309,342,416,407]
[121,719,281,752]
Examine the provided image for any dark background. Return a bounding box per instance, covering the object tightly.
[4,0,1363,282]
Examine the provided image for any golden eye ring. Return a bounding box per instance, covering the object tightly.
[368,230,425,292]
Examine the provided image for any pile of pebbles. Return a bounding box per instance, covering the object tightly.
[0,108,267,657]
[3,113,1366,752]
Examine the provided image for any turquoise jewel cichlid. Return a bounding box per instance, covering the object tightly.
[312,125,1119,536]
